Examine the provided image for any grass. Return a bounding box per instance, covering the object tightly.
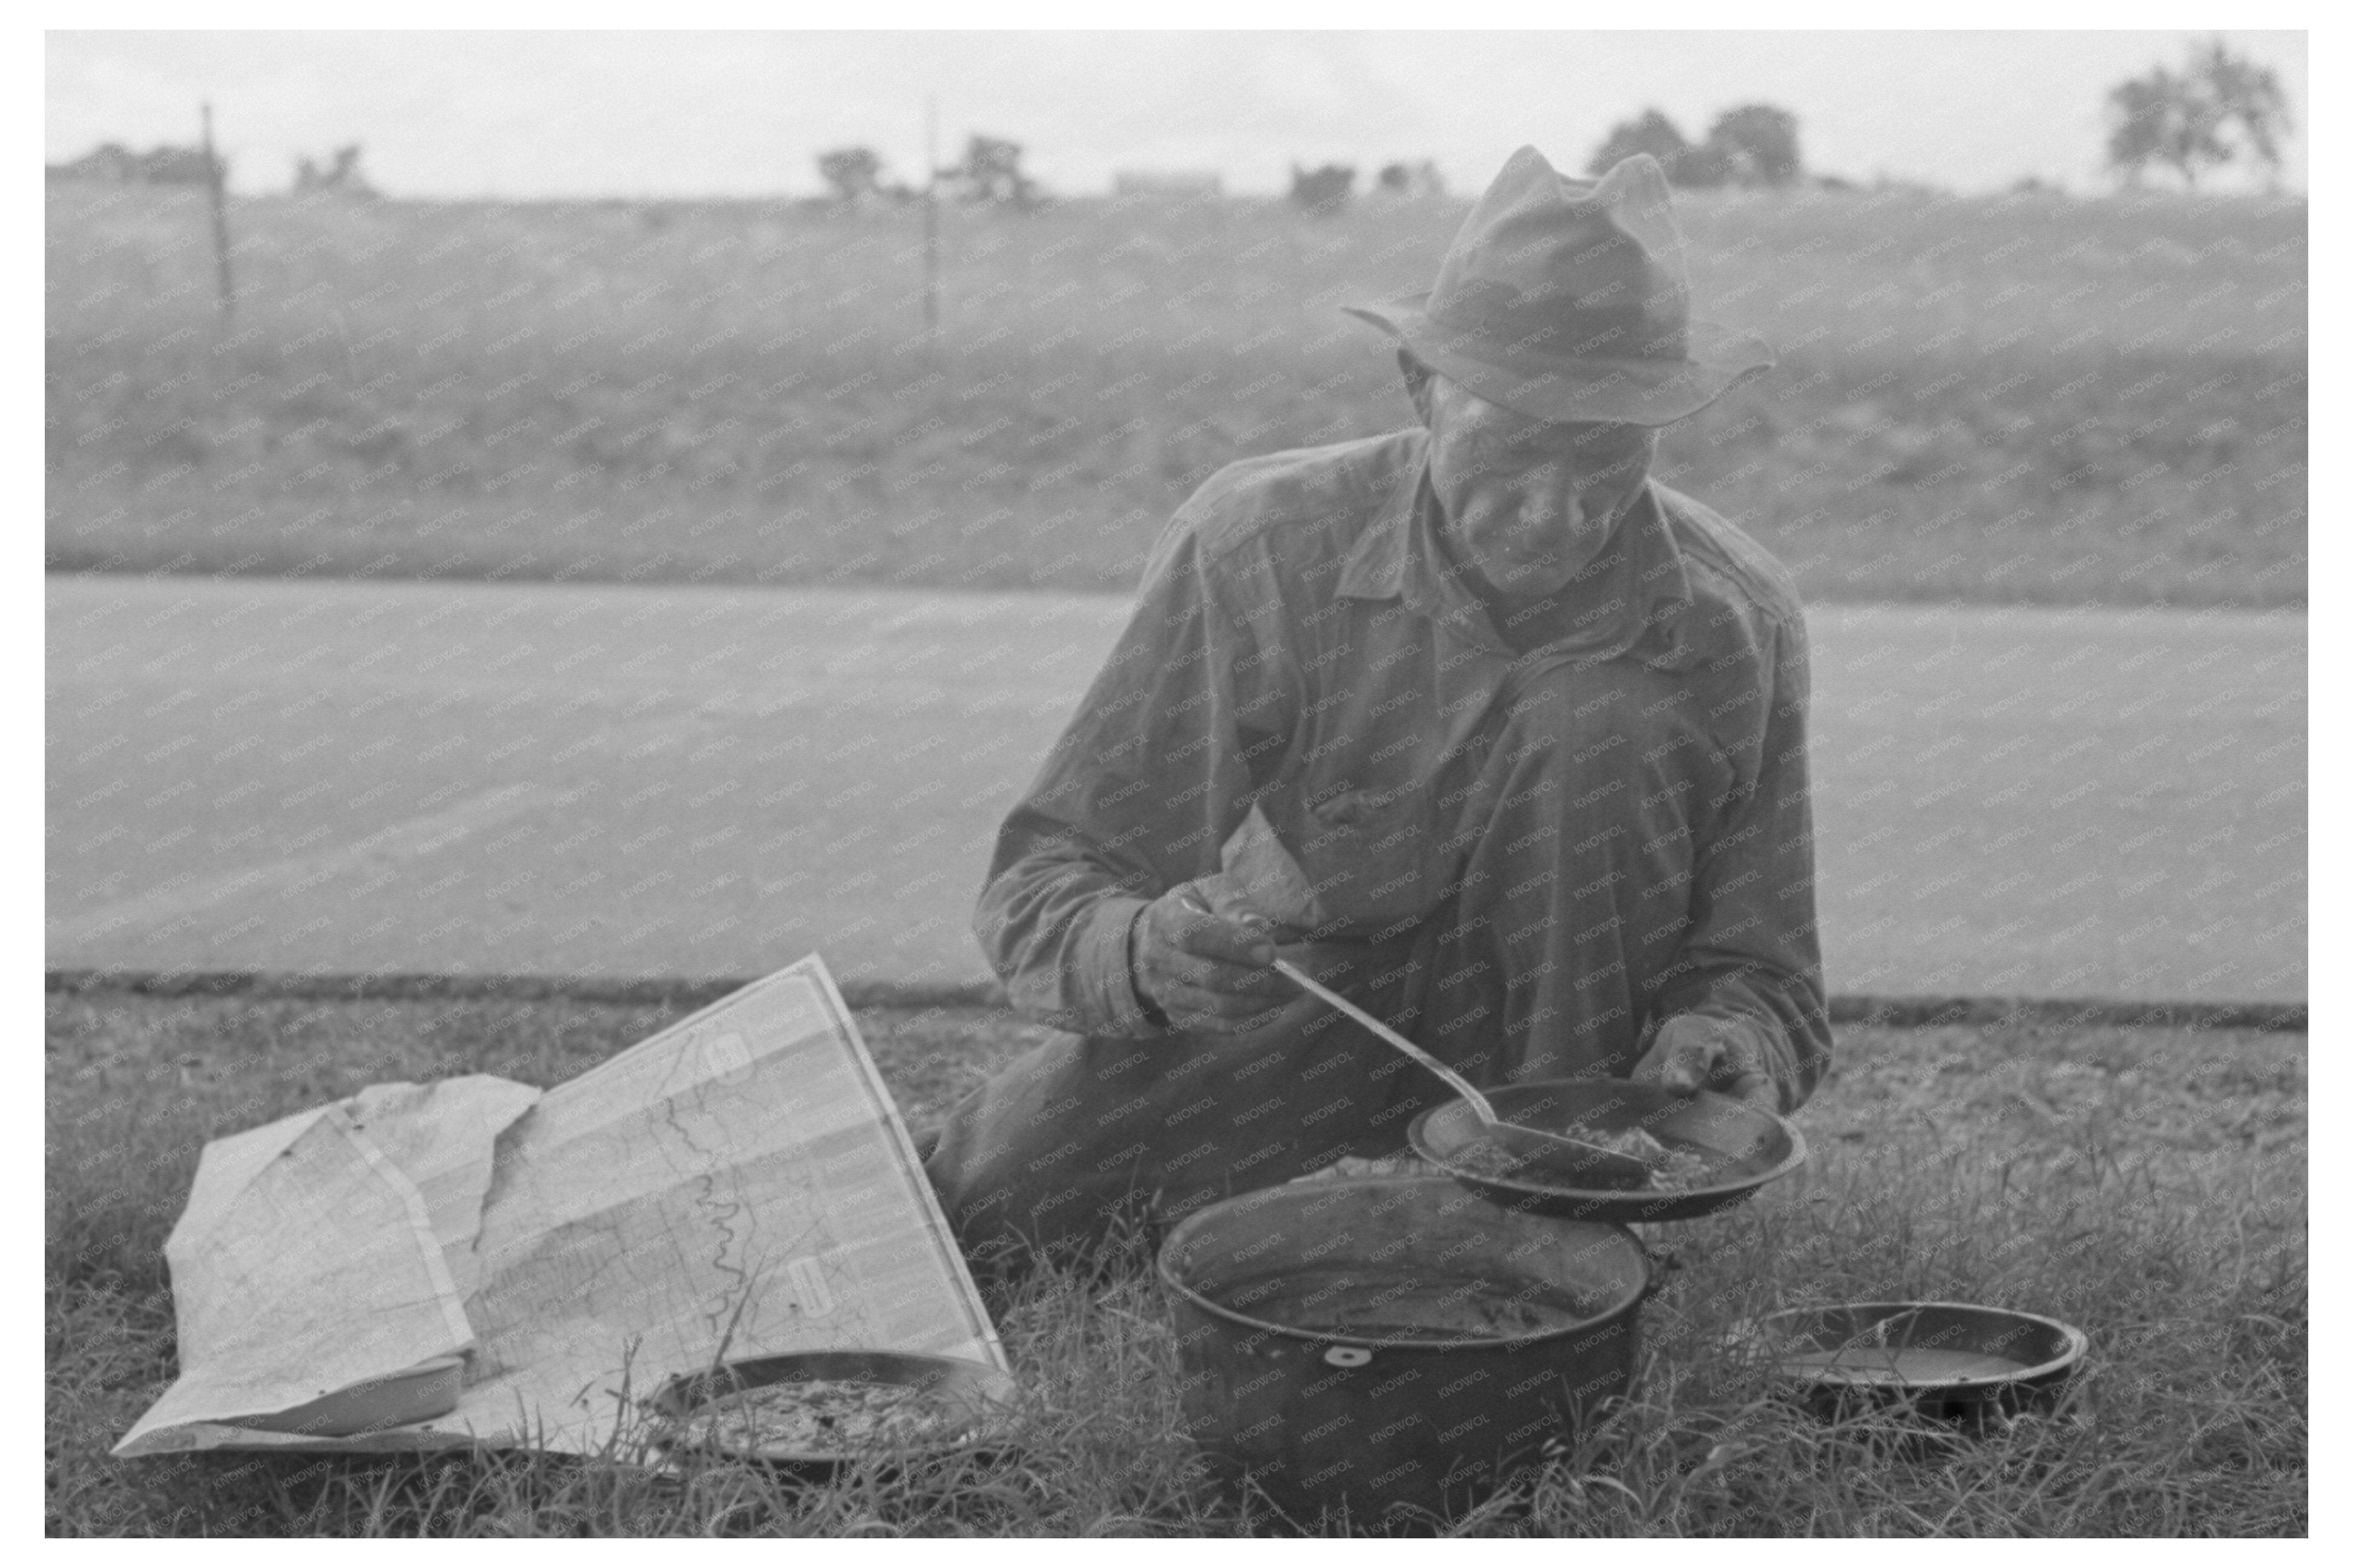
[47,988,2305,1536]
[45,183,2305,609]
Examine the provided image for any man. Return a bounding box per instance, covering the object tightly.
[924,147,1830,1270]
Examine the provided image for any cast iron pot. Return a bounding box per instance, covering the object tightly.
[1157,1175,1650,1529]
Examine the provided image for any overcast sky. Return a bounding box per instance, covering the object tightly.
[47,29,2308,200]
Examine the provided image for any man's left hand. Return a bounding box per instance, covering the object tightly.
[1631,1015,1780,1111]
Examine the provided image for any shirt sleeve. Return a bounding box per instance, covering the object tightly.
[1651,606,1833,1111]
[972,511,1291,1037]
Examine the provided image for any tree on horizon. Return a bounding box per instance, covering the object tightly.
[816,146,886,203]
[2107,36,2292,191]
[1588,104,1802,189]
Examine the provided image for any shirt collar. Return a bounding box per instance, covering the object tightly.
[1337,430,1694,660]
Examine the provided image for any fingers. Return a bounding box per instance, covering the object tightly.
[1154,984,1297,1035]
[1151,895,1277,984]
[1715,1037,1777,1111]
[1636,1018,1780,1108]
[1151,963,1285,1013]
[1176,909,1277,970]
[1148,954,1303,1033]
[1154,934,1283,1001]
[1195,880,1278,937]
[1634,1029,1717,1093]
[1651,1039,1716,1094]
[1135,891,1285,1030]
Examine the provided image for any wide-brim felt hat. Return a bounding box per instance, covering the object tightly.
[1344,147,1774,427]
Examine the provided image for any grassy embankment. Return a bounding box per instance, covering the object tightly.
[49,990,2305,1537]
[46,184,2305,608]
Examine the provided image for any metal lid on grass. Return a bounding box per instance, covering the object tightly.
[1736,1300,2091,1428]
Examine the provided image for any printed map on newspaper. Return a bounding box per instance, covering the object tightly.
[117,955,1004,1457]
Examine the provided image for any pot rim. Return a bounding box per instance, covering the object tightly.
[1154,1175,1653,1351]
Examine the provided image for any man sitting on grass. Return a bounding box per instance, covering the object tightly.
[923,147,1831,1270]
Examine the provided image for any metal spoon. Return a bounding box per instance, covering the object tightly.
[1268,958,1656,1188]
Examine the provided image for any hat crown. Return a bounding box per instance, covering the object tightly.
[1427,147,1691,363]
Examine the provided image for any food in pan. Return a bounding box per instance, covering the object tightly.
[671,1378,963,1453]
[1453,1122,1717,1190]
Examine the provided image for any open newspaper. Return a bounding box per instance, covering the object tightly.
[116,955,1004,1457]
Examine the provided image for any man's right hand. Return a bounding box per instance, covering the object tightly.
[1130,883,1289,1033]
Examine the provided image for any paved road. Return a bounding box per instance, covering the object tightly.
[47,574,2305,1003]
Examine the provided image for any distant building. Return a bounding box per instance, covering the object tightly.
[1111,170,1223,198]
[47,142,222,186]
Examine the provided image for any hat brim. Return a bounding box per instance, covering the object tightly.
[1343,294,1774,427]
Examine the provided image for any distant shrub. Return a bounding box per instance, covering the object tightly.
[1705,104,1803,188]
[292,145,377,199]
[1375,160,1445,199]
[816,147,886,204]
[1288,162,1354,217]
[46,142,222,187]
[1588,110,1690,176]
[1589,105,1804,189]
[945,135,1038,207]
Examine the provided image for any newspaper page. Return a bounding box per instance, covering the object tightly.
[117,955,1003,1457]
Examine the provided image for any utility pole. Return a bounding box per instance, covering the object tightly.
[923,96,940,348]
[201,102,235,322]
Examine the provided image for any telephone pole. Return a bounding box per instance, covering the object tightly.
[923,96,940,346]
[202,102,235,322]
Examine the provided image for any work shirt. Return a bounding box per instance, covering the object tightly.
[972,426,1829,1108]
